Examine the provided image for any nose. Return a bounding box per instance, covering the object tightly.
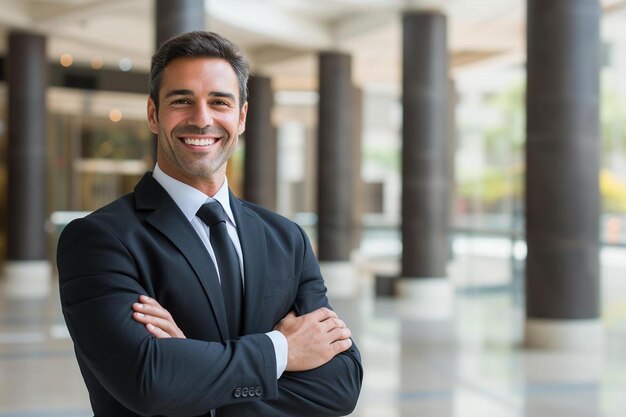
[189,102,213,128]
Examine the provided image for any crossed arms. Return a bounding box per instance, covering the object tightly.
[58,213,362,417]
[133,295,353,372]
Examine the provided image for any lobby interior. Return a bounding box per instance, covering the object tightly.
[2,1,626,416]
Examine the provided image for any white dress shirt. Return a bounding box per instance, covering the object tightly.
[153,164,287,379]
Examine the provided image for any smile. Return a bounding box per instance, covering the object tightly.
[181,137,218,146]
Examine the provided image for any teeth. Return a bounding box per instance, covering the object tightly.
[183,137,216,146]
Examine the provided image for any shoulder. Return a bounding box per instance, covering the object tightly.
[84,192,136,224]
[59,193,137,243]
[56,193,142,276]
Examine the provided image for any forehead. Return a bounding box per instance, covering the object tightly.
[160,57,240,98]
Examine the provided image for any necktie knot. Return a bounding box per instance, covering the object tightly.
[197,202,228,227]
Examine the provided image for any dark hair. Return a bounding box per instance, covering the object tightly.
[149,31,250,109]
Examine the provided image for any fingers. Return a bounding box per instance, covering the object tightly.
[327,325,351,342]
[132,295,186,338]
[145,322,172,339]
[133,303,171,321]
[318,316,351,347]
[133,310,167,329]
[331,337,353,355]
[139,294,160,307]
[308,307,337,322]
[133,296,171,320]
[323,317,346,332]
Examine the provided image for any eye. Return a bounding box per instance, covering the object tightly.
[171,98,192,105]
[211,99,231,107]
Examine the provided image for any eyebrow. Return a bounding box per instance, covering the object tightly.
[209,91,236,101]
[164,89,236,101]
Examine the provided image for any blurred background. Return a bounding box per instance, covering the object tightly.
[1,0,626,416]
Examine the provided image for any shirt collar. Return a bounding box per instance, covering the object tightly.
[152,164,236,226]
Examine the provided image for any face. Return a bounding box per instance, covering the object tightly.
[147,57,247,193]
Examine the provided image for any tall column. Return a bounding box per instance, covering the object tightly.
[155,0,205,48]
[525,0,602,351]
[244,75,277,210]
[317,52,357,298]
[398,12,452,318]
[4,31,50,298]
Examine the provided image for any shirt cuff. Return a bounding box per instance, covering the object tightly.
[265,330,288,379]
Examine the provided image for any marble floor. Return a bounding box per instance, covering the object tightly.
[1,236,626,417]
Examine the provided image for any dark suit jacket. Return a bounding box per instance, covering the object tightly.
[57,173,362,417]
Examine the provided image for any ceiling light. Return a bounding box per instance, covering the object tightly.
[109,108,123,122]
[60,54,73,67]
[91,56,104,70]
[118,58,132,72]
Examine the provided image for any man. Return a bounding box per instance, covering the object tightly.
[57,31,362,417]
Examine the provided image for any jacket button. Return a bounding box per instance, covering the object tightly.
[255,387,263,397]
[234,388,242,398]
[242,387,249,397]
[248,387,256,397]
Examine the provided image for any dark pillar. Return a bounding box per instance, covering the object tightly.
[401,12,449,279]
[396,12,452,318]
[155,0,205,48]
[5,31,50,297]
[317,52,357,297]
[244,75,277,210]
[7,32,47,262]
[317,52,354,262]
[525,0,601,349]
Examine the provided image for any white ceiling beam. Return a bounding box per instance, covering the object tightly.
[0,1,34,29]
[32,0,141,26]
[48,29,151,63]
[207,0,333,49]
[332,11,397,41]
[326,0,404,10]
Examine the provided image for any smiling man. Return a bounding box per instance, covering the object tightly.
[151,57,243,195]
[57,31,362,417]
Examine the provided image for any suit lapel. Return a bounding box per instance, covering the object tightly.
[229,193,268,334]
[135,173,229,341]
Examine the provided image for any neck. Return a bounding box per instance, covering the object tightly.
[157,159,226,197]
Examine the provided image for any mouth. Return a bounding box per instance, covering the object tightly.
[179,136,220,147]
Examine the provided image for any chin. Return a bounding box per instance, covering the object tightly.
[183,164,220,179]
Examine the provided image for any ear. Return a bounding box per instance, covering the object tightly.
[147,97,158,134]
[237,101,248,135]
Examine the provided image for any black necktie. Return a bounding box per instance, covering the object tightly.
[197,202,243,338]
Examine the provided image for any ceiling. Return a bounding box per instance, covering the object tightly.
[0,0,624,93]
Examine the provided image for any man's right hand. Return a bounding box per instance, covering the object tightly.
[274,307,352,372]
[132,295,186,339]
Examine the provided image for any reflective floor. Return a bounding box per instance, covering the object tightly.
[2,236,626,417]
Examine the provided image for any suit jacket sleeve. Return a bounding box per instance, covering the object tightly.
[220,224,364,417]
[58,215,279,416]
